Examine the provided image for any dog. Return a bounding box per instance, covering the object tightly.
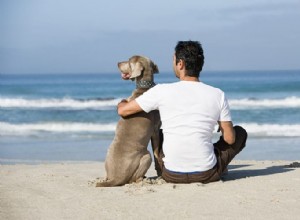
[96,55,161,187]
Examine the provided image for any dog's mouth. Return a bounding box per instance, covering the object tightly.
[121,72,131,80]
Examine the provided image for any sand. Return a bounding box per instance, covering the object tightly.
[1,160,299,220]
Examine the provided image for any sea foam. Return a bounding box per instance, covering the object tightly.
[229,96,300,109]
[239,123,300,137]
[0,122,116,136]
[0,97,121,109]
[1,122,299,137]
[1,96,300,110]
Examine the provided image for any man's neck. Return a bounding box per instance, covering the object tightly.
[179,75,199,82]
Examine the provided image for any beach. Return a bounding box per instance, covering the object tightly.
[1,72,300,219]
[1,160,300,220]
[2,0,300,218]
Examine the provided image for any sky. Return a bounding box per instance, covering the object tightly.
[1,0,300,74]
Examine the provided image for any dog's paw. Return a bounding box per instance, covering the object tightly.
[88,177,105,187]
[142,176,166,185]
[95,178,116,187]
[95,181,104,187]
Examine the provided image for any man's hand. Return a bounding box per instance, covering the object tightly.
[117,99,128,109]
[117,99,143,117]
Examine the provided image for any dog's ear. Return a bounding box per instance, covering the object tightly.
[130,62,144,79]
[152,63,159,74]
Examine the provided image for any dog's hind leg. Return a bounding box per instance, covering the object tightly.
[129,151,152,183]
[150,130,163,176]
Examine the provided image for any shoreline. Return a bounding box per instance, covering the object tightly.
[1,160,300,219]
[1,137,300,163]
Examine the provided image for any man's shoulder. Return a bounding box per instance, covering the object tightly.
[153,82,179,89]
[200,82,224,94]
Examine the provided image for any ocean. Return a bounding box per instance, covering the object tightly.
[1,70,300,163]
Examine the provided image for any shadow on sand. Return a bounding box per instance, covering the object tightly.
[223,162,299,181]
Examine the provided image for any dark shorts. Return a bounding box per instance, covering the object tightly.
[157,126,248,184]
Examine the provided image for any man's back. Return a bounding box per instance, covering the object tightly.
[136,81,231,172]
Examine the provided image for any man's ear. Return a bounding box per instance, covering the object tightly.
[130,62,144,79]
[178,59,185,70]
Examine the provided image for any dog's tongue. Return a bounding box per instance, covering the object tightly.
[122,73,131,80]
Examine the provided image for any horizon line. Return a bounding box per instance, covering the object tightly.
[1,69,300,75]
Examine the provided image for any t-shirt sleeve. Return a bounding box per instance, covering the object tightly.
[135,85,160,113]
[219,93,232,121]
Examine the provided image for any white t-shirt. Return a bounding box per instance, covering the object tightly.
[136,81,232,172]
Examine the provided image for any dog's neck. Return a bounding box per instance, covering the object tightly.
[128,79,155,101]
[136,80,156,89]
[128,69,156,101]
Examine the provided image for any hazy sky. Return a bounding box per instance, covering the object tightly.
[1,0,300,73]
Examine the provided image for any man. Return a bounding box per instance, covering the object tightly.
[118,41,247,184]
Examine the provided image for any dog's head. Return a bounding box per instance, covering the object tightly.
[117,55,159,81]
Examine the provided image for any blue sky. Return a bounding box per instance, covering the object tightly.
[1,0,300,73]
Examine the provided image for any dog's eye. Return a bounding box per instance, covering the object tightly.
[129,63,134,70]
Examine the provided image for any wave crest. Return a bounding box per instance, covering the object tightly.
[239,123,300,137]
[1,96,299,110]
[0,97,121,109]
[0,122,116,136]
[229,96,300,109]
[1,122,299,137]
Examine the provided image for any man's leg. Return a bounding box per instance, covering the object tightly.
[214,125,248,175]
[158,126,247,183]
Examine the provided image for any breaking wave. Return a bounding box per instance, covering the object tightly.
[0,122,116,136]
[1,96,299,110]
[0,97,121,110]
[229,96,300,109]
[1,122,299,137]
[239,123,300,137]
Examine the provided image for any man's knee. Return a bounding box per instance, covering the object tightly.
[234,125,247,140]
[233,125,248,152]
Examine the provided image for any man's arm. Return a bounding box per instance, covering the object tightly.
[117,99,143,117]
[218,121,235,145]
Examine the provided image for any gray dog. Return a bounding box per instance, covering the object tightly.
[96,55,161,187]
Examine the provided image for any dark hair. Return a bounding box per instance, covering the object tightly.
[175,41,204,77]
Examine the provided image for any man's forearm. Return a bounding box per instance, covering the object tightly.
[117,99,143,117]
[218,121,236,145]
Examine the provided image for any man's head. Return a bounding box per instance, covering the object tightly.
[174,41,204,78]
